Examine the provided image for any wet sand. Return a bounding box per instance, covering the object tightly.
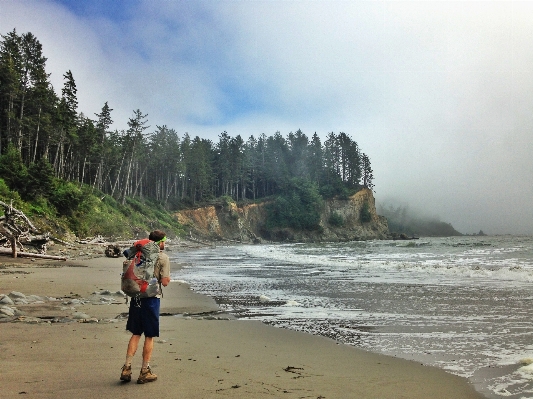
[0,246,487,399]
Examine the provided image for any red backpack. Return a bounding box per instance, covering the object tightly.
[121,239,161,298]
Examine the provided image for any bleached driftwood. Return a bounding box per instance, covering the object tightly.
[49,235,76,247]
[0,200,49,258]
[77,235,107,244]
[0,248,66,260]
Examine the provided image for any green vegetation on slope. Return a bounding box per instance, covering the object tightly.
[0,175,184,240]
[265,178,323,231]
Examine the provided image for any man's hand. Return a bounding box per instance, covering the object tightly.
[160,277,170,287]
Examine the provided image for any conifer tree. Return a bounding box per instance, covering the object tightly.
[0,29,22,151]
[93,102,113,190]
[308,132,323,185]
[361,153,374,190]
[121,109,149,204]
[54,70,78,178]
[16,32,49,156]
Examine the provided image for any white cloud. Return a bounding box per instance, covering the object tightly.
[2,0,533,234]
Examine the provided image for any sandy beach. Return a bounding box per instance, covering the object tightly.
[0,243,487,399]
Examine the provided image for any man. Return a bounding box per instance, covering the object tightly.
[120,230,171,384]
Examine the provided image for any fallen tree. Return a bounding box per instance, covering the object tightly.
[0,200,55,258]
[0,248,66,260]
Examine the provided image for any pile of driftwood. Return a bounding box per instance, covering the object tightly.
[0,200,65,260]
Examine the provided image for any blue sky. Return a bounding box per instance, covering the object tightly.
[53,0,137,21]
[2,0,533,235]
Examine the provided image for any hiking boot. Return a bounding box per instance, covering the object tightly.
[137,366,157,384]
[120,365,132,382]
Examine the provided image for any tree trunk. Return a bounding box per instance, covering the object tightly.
[111,151,126,198]
[53,130,64,175]
[42,134,50,161]
[10,238,17,258]
[16,89,26,152]
[80,155,87,185]
[132,167,147,198]
[6,92,15,146]
[92,162,101,189]
[32,107,42,163]
[121,154,134,205]
[164,181,176,206]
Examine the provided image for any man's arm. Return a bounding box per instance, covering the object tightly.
[158,253,171,287]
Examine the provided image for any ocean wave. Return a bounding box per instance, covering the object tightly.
[176,236,533,399]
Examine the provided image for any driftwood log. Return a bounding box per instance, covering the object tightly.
[0,200,56,258]
[0,248,66,260]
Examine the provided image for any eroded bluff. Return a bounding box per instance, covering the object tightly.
[175,188,389,243]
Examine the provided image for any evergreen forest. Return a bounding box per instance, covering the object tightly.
[0,29,375,235]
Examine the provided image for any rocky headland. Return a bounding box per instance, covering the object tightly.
[176,188,389,243]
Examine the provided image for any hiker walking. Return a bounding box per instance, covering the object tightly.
[120,230,170,384]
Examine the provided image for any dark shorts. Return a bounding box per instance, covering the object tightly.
[126,297,160,337]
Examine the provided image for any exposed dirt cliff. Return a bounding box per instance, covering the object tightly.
[175,188,389,243]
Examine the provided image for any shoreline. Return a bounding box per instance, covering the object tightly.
[0,243,487,399]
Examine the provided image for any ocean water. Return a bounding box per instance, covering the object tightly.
[174,236,533,399]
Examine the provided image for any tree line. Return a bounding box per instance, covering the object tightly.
[0,29,374,212]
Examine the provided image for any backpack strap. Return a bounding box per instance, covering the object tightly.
[133,238,151,263]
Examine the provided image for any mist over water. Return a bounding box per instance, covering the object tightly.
[175,236,533,399]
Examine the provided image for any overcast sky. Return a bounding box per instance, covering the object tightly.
[2,0,532,235]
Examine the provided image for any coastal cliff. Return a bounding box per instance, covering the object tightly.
[175,188,389,242]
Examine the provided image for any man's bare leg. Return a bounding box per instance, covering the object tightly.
[138,337,157,383]
[142,336,154,368]
[120,334,141,382]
